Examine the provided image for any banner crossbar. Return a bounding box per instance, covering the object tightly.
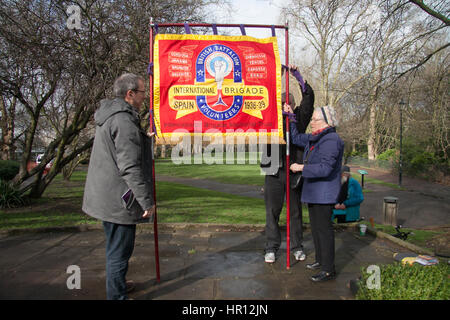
[150,23,287,30]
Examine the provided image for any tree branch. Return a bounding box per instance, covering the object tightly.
[408,0,450,26]
[397,42,450,79]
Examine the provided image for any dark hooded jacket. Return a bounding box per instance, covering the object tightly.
[82,98,154,224]
[260,82,314,181]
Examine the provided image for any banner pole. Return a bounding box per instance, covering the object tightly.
[149,17,161,283]
[151,21,288,271]
[285,21,290,270]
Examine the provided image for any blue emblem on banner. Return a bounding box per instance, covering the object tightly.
[195,44,242,121]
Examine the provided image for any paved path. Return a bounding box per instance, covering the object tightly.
[0,224,408,300]
[348,165,450,229]
[157,165,450,229]
[1,166,447,301]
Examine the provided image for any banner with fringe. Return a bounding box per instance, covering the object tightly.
[153,34,283,144]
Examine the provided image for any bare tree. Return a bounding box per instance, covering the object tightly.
[395,0,449,78]
[408,0,449,25]
[409,38,450,160]
[0,0,227,197]
[282,0,382,108]
[283,0,449,161]
[361,1,449,159]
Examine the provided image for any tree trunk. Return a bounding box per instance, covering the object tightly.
[0,96,16,160]
[367,84,379,161]
[367,64,384,161]
[1,132,15,160]
[14,117,38,183]
[62,153,87,181]
[28,176,47,198]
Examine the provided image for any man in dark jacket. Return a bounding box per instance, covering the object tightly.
[82,73,155,300]
[261,66,314,264]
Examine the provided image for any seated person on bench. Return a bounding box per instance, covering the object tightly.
[332,166,364,223]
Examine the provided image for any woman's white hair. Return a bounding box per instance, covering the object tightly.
[314,105,339,127]
[113,73,143,98]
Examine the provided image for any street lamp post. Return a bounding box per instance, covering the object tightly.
[398,99,406,187]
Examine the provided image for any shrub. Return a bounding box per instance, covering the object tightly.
[0,160,20,181]
[356,262,449,300]
[408,150,436,174]
[376,140,449,180]
[0,179,27,208]
[377,149,396,162]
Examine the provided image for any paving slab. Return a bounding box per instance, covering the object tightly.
[0,225,409,300]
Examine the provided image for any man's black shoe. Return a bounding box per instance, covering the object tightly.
[126,280,136,293]
[310,271,336,282]
[306,262,321,270]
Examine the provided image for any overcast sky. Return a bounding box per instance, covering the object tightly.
[226,0,285,37]
[209,0,294,64]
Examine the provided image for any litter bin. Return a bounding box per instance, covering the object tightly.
[383,196,398,226]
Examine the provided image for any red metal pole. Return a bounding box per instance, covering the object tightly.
[284,22,290,270]
[149,18,160,283]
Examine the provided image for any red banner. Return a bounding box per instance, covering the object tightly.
[153,34,282,144]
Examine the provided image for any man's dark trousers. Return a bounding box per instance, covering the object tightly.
[308,204,335,273]
[103,221,136,300]
[264,168,304,254]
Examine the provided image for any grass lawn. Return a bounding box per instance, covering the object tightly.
[0,167,309,230]
[1,171,94,230]
[155,159,265,186]
[155,159,398,193]
[0,159,427,233]
[350,173,402,191]
[359,222,446,249]
[156,180,309,224]
[157,181,266,224]
[0,210,98,230]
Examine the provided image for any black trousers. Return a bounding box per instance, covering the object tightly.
[264,169,304,253]
[308,204,335,273]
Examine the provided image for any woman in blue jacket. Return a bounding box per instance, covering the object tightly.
[286,104,344,282]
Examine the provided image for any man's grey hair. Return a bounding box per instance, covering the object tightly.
[281,92,296,108]
[113,73,144,98]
